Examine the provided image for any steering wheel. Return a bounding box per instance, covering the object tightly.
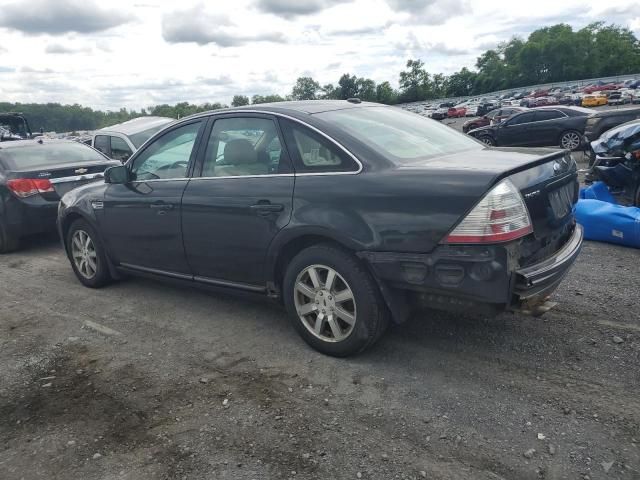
[157,161,188,171]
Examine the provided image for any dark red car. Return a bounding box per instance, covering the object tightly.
[462,107,527,133]
[582,83,619,94]
[447,106,467,118]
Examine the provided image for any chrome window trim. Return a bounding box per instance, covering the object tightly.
[125,110,364,183]
[50,173,105,184]
[194,110,364,175]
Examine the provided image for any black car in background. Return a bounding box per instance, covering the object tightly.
[462,106,527,133]
[57,101,582,357]
[467,106,592,150]
[0,139,118,252]
[584,106,640,144]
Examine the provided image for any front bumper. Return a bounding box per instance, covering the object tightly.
[360,225,583,321]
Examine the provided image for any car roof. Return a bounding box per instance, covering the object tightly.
[0,138,79,150]
[98,116,174,135]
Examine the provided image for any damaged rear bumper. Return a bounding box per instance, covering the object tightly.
[359,224,584,322]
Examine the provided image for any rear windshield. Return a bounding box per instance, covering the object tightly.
[315,106,481,163]
[0,142,106,170]
[129,124,171,148]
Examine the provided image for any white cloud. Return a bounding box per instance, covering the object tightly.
[0,0,637,110]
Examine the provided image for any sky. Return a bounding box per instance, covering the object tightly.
[0,0,639,111]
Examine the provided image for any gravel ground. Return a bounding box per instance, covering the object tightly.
[1,112,639,480]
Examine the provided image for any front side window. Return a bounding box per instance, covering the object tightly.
[94,135,110,156]
[507,113,535,126]
[201,117,284,177]
[130,121,202,181]
[110,136,133,162]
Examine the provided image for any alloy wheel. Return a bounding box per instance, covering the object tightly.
[71,230,97,279]
[480,136,494,146]
[561,132,580,150]
[294,264,356,343]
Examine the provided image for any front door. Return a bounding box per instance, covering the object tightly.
[102,120,205,275]
[181,115,294,287]
[498,111,536,146]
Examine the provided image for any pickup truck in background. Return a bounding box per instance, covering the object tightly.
[0,112,33,141]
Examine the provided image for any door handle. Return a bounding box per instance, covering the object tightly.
[150,202,174,210]
[250,203,284,214]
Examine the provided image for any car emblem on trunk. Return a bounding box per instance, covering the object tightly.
[75,168,89,174]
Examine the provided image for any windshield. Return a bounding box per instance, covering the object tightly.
[128,123,172,149]
[316,106,481,164]
[0,142,107,170]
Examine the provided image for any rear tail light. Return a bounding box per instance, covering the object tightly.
[443,179,532,244]
[7,178,55,198]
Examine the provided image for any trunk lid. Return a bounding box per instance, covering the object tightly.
[399,147,579,264]
[8,159,118,200]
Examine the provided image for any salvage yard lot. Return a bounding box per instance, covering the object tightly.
[1,227,639,480]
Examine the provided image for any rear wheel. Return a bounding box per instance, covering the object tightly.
[0,222,20,254]
[66,219,111,288]
[283,244,389,357]
[560,130,581,150]
[479,135,496,146]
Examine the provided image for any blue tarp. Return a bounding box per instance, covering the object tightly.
[576,182,640,248]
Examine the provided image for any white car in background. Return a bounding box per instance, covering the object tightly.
[88,116,174,162]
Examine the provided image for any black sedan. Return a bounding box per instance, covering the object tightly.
[467,106,593,150]
[57,101,583,356]
[0,139,118,252]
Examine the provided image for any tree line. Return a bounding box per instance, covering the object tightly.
[2,22,638,132]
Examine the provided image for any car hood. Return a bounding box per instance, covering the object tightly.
[466,124,494,136]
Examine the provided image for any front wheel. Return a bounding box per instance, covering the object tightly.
[283,244,389,357]
[66,219,111,288]
[560,130,582,150]
[478,135,496,146]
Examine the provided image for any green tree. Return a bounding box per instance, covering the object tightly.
[398,59,431,102]
[291,77,320,100]
[231,95,250,107]
[375,81,398,104]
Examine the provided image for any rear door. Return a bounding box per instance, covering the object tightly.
[529,110,567,146]
[181,114,294,287]
[101,120,205,275]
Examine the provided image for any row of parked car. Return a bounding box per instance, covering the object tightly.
[404,79,640,121]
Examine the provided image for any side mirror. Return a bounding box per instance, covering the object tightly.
[104,165,130,184]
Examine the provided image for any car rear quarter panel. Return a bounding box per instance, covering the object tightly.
[281,169,498,255]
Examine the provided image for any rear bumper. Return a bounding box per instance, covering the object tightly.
[2,196,58,238]
[360,225,583,321]
[513,224,583,301]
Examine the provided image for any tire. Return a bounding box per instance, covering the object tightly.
[283,244,389,357]
[0,221,20,254]
[559,130,582,151]
[66,219,111,288]
[478,135,496,146]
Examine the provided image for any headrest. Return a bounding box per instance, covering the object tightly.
[223,139,257,165]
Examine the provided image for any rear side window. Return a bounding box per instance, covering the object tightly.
[94,135,110,156]
[507,113,536,125]
[535,111,565,121]
[280,119,358,173]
